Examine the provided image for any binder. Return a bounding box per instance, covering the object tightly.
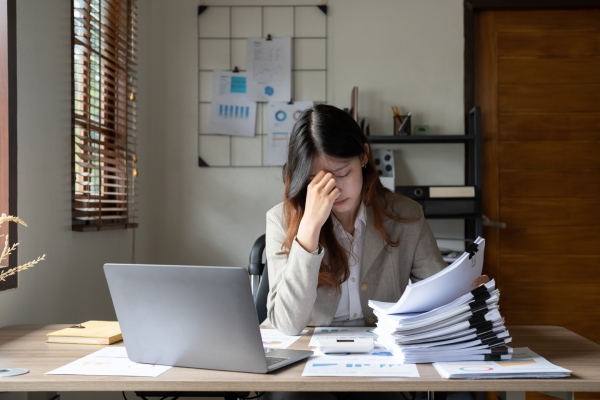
[396,186,475,199]
[419,199,477,216]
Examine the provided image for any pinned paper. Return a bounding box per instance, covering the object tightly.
[246,37,292,102]
[209,70,257,137]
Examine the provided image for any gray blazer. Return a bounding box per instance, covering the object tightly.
[265,193,446,336]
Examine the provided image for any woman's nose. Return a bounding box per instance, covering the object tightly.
[334,179,342,192]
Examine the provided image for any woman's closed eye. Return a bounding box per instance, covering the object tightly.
[335,170,350,178]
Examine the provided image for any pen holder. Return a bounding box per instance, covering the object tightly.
[393,113,411,136]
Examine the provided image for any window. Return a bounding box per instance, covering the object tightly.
[0,0,17,292]
[72,0,138,231]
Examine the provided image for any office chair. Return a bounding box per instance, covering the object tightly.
[248,233,269,324]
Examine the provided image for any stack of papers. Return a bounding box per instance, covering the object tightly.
[369,238,513,363]
[433,347,571,379]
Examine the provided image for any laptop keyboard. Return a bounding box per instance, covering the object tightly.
[266,356,289,367]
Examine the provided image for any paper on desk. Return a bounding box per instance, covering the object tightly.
[369,237,485,314]
[432,347,571,379]
[46,347,172,377]
[302,349,419,377]
[261,328,307,349]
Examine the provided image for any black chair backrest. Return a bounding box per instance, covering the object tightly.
[254,259,269,324]
[248,234,266,277]
[248,234,269,324]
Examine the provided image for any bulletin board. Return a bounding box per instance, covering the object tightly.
[197,5,328,167]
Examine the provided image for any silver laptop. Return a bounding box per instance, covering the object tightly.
[104,263,313,373]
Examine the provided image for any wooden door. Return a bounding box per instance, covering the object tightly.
[475,8,600,348]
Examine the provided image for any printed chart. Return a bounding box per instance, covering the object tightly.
[302,352,419,377]
[46,347,172,377]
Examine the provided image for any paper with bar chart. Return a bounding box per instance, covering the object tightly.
[305,327,418,376]
[209,70,257,137]
[302,350,419,377]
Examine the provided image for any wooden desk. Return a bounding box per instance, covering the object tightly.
[0,325,599,394]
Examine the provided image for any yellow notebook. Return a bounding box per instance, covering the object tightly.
[46,321,122,345]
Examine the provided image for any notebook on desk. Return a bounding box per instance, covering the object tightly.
[104,263,313,373]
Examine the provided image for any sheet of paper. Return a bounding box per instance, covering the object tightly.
[246,37,292,102]
[209,70,257,137]
[260,328,307,349]
[46,347,172,377]
[266,101,313,165]
[302,350,420,377]
[432,347,571,379]
[370,237,485,314]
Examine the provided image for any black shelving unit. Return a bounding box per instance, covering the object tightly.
[368,107,482,241]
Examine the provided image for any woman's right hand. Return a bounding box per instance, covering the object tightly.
[296,171,340,252]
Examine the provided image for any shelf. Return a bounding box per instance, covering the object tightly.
[367,135,475,144]
[369,106,482,239]
[423,214,479,220]
[410,198,479,218]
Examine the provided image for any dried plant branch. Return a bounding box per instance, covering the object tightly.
[0,233,9,262]
[0,240,19,265]
[0,214,27,227]
[0,255,46,282]
[0,214,45,282]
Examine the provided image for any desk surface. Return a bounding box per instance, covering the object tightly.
[0,325,599,393]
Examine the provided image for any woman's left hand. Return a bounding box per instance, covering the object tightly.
[472,274,490,287]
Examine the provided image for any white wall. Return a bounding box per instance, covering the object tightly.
[0,0,466,335]
[147,0,466,268]
[0,0,152,327]
[0,1,464,398]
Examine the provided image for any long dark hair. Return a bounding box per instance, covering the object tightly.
[282,104,411,289]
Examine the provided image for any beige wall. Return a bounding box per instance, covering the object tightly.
[0,0,152,328]
[147,0,466,269]
[1,0,466,328]
[0,1,464,398]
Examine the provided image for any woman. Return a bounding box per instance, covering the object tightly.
[265,104,486,337]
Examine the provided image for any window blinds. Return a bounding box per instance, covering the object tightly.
[72,0,138,231]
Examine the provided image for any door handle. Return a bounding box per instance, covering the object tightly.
[482,215,507,229]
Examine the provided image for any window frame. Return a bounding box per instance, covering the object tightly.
[72,0,138,232]
[0,0,18,292]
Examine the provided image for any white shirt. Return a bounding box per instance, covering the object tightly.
[330,203,367,326]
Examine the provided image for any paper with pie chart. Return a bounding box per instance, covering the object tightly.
[266,101,313,165]
[46,347,172,377]
[432,347,571,379]
[246,37,291,102]
[260,328,307,349]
